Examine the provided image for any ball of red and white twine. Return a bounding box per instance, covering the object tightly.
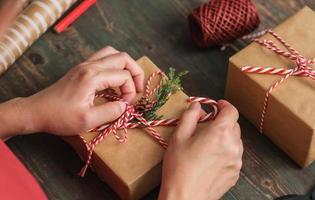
[78,71,219,177]
[188,0,260,47]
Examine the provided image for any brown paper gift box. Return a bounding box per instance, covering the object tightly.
[64,56,207,200]
[225,7,315,167]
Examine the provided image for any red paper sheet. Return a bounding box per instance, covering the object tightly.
[0,140,47,200]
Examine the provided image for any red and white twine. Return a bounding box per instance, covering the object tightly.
[241,29,315,133]
[78,71,218,177]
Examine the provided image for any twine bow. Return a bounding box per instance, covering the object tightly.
[78,71,218,177]
[241,29,315,133]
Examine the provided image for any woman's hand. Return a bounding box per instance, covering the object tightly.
[159,100,243,200]
[0,47,144,137]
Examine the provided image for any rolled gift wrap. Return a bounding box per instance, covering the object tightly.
[0,0,77,74]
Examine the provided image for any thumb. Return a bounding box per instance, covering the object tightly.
[215,100,239,124]
[173,102,201,141]
[87,101,126,128]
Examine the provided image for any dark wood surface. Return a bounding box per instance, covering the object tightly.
[2,0,315,199]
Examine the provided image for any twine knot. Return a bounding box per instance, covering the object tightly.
[295,56,307,70]
[295,57,315,79]
[77,71,219,177]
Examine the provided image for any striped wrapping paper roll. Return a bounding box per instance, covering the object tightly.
[0,0,77,74]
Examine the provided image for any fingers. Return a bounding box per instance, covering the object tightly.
[231,125,243,166]
[87,101,126,128]
[84,47,144,98]
[229,138,243,170]
[215,100,239,125]
[238,139,244,158]
[87,46,119,62]
[88,52,144,92]
[94,69,136,102]
[233,122,241,139]
[173,103,202,141]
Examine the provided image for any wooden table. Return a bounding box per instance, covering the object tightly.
[2,1,315,199]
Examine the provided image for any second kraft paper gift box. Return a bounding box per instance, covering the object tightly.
[64,56,208,200]
[225,7,315,167]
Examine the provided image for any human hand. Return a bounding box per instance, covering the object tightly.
[159,100,243,200]
[18,46,144,136]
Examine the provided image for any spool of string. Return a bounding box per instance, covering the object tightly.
[188,0,260,48]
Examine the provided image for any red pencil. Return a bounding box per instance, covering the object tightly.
[54,0,97,33]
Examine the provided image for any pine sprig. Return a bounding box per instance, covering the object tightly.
[142,68,188,121]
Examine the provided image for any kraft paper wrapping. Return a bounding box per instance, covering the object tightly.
[65,56,207,200]
[225,7,315,167]
[0,0,77,74]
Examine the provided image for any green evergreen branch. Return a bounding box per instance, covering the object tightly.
[142,68,188,121]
